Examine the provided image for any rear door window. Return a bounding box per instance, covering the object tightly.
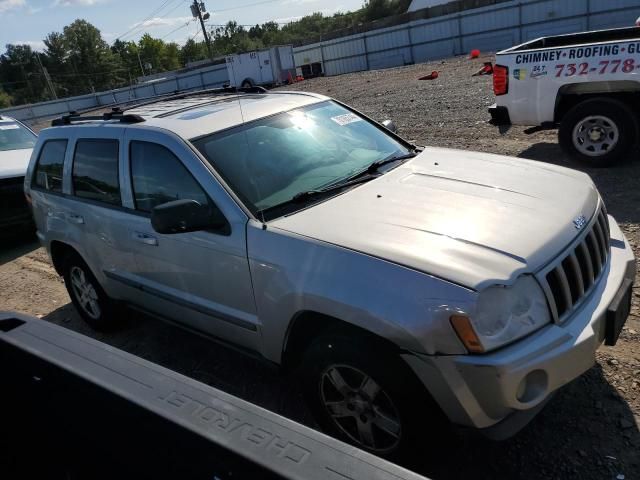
[72,139,121,206]
[33,140,67,193]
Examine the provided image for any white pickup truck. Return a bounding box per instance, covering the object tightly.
[489,26,640,166]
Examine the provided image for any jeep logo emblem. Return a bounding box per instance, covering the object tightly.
[573,215,587,230]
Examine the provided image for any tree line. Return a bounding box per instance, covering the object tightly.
[0,0,410,108]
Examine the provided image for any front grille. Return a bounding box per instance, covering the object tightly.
[543,206,610,321]
[0,176,29,216]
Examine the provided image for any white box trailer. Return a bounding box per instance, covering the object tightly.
[225,46,296,88]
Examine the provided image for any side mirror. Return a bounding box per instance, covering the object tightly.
[151,199,226,234]
[382,119,398,134]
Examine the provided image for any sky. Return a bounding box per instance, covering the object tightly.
[0,0,365,53]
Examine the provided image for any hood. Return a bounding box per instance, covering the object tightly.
[270,147,600,290]
[0,148,33,180]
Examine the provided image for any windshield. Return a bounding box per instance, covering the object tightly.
[191,101,409,214]
[0,120,37,152]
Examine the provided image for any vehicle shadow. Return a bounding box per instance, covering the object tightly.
[42,304,313,425]
[518,142,640,225]
[0,232,39,266]
[41,304,639,480]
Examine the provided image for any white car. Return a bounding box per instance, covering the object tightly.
[490,26,640,166]
[0,115,37,235]
[26,90,635,461]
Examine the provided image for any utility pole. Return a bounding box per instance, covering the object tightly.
[35,52,57,99]
[191,0,214,61]
[137,50,146,77]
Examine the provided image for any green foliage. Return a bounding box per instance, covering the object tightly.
[0,89,12,108]
[0,1,410,106]
[179,39,207,65]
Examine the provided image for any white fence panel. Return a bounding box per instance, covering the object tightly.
[521,17,587,41]
[368,47,413,69]
[294,46,323,66]
[410,18,459,43]
[461,5,519,35]
[412,38,457,63]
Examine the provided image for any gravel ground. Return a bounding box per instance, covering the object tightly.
[3,54,639,479]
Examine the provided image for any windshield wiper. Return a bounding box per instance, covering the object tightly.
[291,175,377,202]
[257,151,419,219]
[366,151,418,174]
[290,151,418,203]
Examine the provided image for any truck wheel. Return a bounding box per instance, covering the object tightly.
[241,79,254,88]
[62,252,122,331]
[298,331,447,464]
[558,97,637,167]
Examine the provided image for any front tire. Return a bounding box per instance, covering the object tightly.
[62,252,122,331]
[298,331,447,464]
[558,97,638,167]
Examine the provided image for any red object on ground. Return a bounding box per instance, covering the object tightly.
[470,49,481,59]
[418,71,439,80]
[472,62,494,76]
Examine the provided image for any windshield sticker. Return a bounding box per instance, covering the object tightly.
[0,124,20,130]
[331,113,362,126]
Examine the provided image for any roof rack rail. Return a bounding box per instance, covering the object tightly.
[51,107,145,127]
[121,85,268,112]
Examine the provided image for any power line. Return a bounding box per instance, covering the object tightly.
[115,0,183,42]
[214,0,283,13]
[127,0,191,41]
[160,19,195,40]
[188,21,202,42]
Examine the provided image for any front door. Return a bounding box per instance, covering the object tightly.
[114,129,260,351]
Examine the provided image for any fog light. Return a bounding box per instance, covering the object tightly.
[516,370,548,403]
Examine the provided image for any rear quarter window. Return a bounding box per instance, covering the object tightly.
[72,139,121,206]
[32,140,67,193]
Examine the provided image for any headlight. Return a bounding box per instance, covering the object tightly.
[451,276,551,353]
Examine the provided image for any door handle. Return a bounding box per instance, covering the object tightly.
[132,231,158,246]
[67,213,84,224]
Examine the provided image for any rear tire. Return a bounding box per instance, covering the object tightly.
[241,79,254,89]
[62,252,123,331]
[558,97,637,167]
[298,331,448,465]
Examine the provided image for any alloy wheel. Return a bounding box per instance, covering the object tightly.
[319,364,402,453]
[70,266,101,320]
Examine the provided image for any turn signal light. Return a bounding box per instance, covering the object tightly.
[493,65,509,96]
[450,315,485,353]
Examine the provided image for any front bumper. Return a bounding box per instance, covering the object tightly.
[403,215,636,435]
[0,176,33,236]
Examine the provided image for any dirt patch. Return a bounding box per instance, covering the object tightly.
[4,54,639,479]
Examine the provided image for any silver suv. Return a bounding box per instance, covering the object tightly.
[26,89,635,460]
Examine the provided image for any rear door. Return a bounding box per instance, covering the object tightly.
[64,128,140,301]
[117,127,260,351]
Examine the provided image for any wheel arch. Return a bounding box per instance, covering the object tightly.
[50,240,81,276]
[554,81,640,124]
[281,310,405,373]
